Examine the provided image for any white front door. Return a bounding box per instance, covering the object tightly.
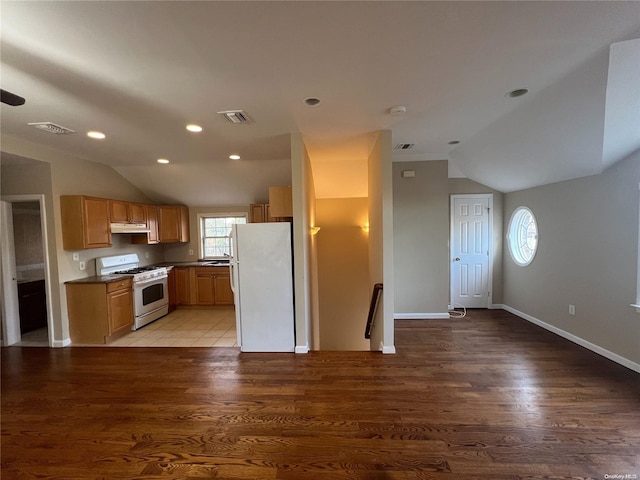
[450,195,492,308]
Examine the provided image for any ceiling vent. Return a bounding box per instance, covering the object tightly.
[394,143,415,150]
[28,122,76,135]
[217,110,252,124]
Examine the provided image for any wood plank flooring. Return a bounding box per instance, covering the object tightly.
[2,309,639,479]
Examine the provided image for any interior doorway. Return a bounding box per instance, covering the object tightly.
[1,195,53,347]
[450,194,493,309]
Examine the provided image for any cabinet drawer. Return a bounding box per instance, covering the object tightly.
[107,278,132,293]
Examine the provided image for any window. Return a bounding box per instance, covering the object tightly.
[199,214,246,259]
[507,206,538,266]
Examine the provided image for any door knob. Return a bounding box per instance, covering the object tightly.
[454,257,460,262]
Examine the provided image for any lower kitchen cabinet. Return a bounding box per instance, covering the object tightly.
[167,267,176,312]
[173,266,234,306]
[193,268,233,306]
[213,273,234,305]
[174,267,191,306]
[66,278,133,344]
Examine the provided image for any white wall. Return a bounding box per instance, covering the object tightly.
[503,149,640,368]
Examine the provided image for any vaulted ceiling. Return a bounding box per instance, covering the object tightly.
[1,1,639,203]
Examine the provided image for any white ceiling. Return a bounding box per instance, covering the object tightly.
[1,1,639,203]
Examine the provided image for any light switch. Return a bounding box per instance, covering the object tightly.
[79,261,86,271]
[72,252,80,261]
[402,170,416,178]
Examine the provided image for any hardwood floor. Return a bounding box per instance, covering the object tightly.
[2,309,639,479]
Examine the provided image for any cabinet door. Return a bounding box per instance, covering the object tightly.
[195,272,215,305]
[129,203,146,223]
[158,206,181,242]
[167,268,176,312]
[214,274,234,305]
[109,200,129,222]
[83,197,112,248]
[178,205,190,242]
[250,204,266,223]
[146,205,159,243]
[175,267,191,305]
[107,288,133,335]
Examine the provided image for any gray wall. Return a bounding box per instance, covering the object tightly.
[503,149,640,365]
[393,161,450,315]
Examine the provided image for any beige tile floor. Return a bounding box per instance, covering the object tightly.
[109,308,238,347]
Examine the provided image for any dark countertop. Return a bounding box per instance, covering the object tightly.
[157,261,230,268]
[65,274,132,285]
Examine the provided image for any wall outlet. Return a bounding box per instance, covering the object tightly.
[72,252,80,261]
[189,249,194,256]
[79,261,86,271]
[145,251,149,259]
[569,304,576,315]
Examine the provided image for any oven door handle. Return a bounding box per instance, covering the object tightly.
[134,275,168,287]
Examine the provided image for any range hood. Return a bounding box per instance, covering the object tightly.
[110,223,150,234]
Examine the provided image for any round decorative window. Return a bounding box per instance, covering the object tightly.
[507,207,538,266]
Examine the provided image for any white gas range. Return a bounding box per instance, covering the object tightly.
[97,253,168,330]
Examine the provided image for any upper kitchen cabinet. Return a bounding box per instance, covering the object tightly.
[131,204,159,245]
[268,186,293,218]
[250,203,279,223]
[109,200,146,224]
[61,195,112,250]
[158,205,190,243]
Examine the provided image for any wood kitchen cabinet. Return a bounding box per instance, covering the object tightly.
[131,204,159,245]
[173,266,233,306]
[268,186,293,218]
[167,267,176,312]
[66,278,133,344]
[174,267,191,306]
[109,200,146,223]
[213,273,234,305]
[61,195,112,250]
[158,205,190,243]
[249,203,280,223]
[192,267,233,306]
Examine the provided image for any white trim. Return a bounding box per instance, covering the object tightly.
[294,345,309,354]
[630,304,640,314]
[503,305,640,374]
[52,338,71,348]
[636,183,640,313]
[450,194,494,309]
[196,212,248,260]
[394,312,450,320]
[1,195,55,348]
[382,344,396,354]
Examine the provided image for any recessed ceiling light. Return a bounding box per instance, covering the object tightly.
[448,140,460,145]
[229,154,241,160]
[186,124,203,133]
[304,97,321,107]
[157,158,170,164]
[87,130,106,139]
[506,88,529,98]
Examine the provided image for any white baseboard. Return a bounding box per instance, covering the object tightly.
[394,313,450,320]
[294,345,309,354]
[381,344,396,354]
[52,338,71,348]
[503,305,640,374]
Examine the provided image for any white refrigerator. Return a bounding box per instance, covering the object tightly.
[229,223,295,352]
